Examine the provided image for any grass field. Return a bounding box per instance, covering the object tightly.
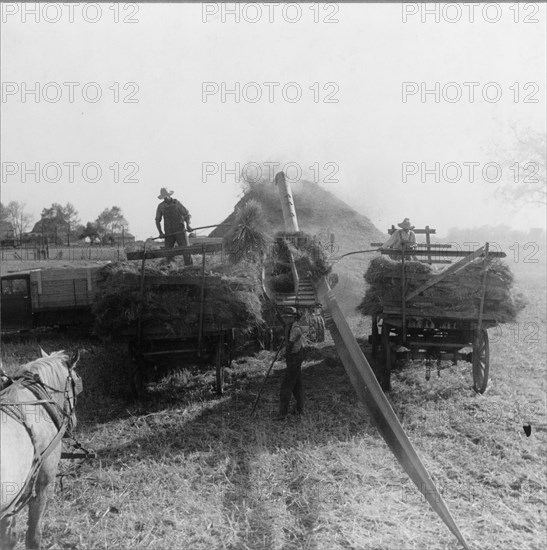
[0,263,545,550]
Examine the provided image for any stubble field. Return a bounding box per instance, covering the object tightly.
[0,261,545,550]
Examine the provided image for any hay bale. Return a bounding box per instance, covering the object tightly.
[92,259,264,336]
[358,256,526,323]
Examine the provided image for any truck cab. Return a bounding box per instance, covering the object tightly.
[0,272,33,331]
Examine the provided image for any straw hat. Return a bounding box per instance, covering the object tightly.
[158,187,174,200]
[398,218,415,230]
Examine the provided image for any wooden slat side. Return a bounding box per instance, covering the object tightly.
[381,306,498,321]
[36,267,102,281]
[404,246,486,301]
[31,270,43,294]
[379,249,506,259]
[126,242,223,260]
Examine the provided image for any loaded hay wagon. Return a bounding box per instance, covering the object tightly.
[95,235,262,397]
[363,227,522,392]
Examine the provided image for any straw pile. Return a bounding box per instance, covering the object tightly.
[269,231,331,292]
[92,259,264,336]
[224,200,270,264]
[358,256,526,323]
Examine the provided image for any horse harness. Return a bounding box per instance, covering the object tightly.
[0,369,81,520]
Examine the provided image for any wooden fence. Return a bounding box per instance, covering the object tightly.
[0,244,126,262]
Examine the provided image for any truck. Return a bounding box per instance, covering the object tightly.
[0,267,101,332]
[0,236,224,333]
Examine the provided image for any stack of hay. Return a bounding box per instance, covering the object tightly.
[223,200,270,265]
[269,231,332,292]
[358,256,526,323]
[92,259,264,337]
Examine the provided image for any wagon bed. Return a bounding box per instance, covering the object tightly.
[122,239,235,396]
[368,238,506,393]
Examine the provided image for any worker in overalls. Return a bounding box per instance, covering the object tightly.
[277,307,305,419]
[155,187,194,266]
[382,218,417,260]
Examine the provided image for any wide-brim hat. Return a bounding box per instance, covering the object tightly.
[158,187,174,200]
[398,218,415,230]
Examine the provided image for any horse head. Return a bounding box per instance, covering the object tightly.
[65,351,83,431]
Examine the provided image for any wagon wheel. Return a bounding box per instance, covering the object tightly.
[379,323,392,391]
[307,316,319,343]
[472,328,490,394]
[307,314,326,343]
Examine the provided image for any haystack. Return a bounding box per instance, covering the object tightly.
[358,256,526,323]
[92,259,264,336]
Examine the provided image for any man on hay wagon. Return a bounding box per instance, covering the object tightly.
[382,217,418,260]
[155,187,194,266]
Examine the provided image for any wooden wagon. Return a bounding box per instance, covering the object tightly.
[368,230,506,393]
[123,238,235,397]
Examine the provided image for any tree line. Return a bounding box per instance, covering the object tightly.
[0,201,131,246]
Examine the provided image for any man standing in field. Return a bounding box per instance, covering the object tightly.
[155,187,194,266]
[277,307,305,420]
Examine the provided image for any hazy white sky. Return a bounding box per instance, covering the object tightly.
[1,2,546,239]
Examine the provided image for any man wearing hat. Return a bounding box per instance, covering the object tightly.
[277,307,305,419]
[155,188,194,266]
[382,218,417,259]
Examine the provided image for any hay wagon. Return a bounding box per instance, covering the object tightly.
[122,238,235,397]
[367,234,507,393]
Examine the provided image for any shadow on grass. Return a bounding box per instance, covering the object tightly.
[90,345,379,550]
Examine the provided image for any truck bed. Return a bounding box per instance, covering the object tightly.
[29,267,102,310]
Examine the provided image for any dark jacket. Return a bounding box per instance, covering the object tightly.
[155,199,191,234]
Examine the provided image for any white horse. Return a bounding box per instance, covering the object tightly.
[0,349,82,549]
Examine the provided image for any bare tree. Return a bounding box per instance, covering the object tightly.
[0,202,9,224]
[6,201,33,242]
[496,127,546,206]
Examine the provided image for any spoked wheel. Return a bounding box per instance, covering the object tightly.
[472,328,490,394]
[307,314,326,343]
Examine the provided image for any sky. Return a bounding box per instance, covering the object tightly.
[1,2,546,240]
